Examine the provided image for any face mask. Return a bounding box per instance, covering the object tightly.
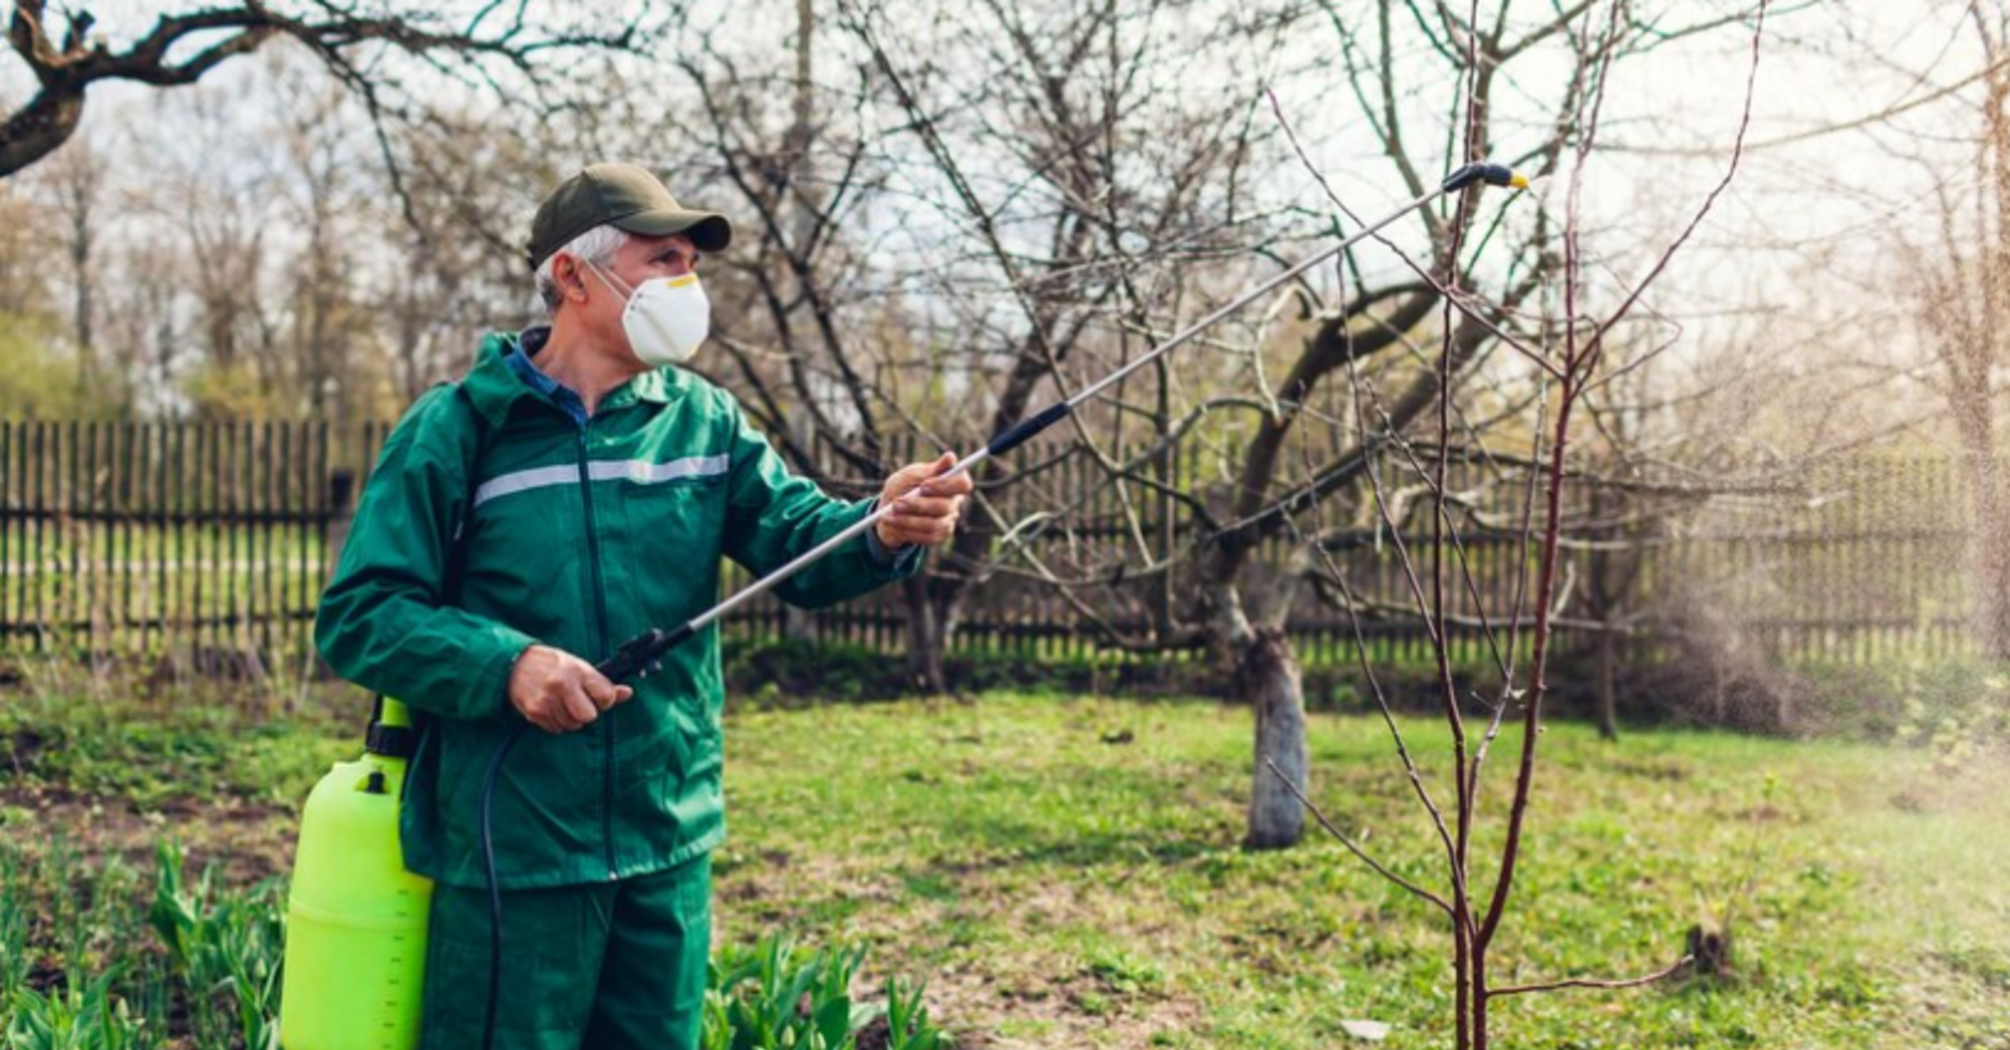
[585,260,710,367]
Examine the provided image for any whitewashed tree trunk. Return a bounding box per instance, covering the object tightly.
[1242,626,1307,850]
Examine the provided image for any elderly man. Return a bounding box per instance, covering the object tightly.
[315,162,969,1050]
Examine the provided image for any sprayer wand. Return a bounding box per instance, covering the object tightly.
[592,161,1526,683]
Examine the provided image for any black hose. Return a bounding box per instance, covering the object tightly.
[478,653,653,1049]
[478,721,531,1050]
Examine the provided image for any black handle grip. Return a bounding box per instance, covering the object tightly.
[1441,162,1518,192]
[986,402,1073,457]
[596,622,697,683]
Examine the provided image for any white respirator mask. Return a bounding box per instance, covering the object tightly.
[585,260,710,367]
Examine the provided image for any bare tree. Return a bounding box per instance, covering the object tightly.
[668,13,896,477]
[362,105,562,404]
[1904,0,2010,660]
[1,0,655,179]
[271,64,365,421]
[835,0,1281,690]
[160,92,279,420]
[42,133,103,404]
[1269,5,1773,1045]
[0,160,50,315]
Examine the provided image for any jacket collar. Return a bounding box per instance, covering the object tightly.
[463,328,684,428]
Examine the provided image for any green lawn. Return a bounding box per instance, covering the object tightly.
[2,688,2006,1048]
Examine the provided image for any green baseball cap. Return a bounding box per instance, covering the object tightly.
[526,162,734,271]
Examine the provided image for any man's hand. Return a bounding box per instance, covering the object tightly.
[876,452,974,549]
[507,644,634,733]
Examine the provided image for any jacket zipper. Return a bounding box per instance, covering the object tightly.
[576,422,619,883]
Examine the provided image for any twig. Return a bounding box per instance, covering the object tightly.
[1262,758,1452,916]
[1488,955,1693,998]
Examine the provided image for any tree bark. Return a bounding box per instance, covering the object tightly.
[1595,626,1619,741]
[0,87,84,180]
[1959,450,2010,661]
[1951,389,2010,660]
[1241,625,1307,850]
[1587,513,1621,740]
[1962,5,2010,662]
[901,574,949,693]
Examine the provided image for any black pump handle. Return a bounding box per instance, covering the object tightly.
[595,622,696,683]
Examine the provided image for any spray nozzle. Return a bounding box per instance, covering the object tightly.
[1442,162,1530,192]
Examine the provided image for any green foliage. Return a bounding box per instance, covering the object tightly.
[705,935,913,1050]
[1800,654,2010,745]
[698,935,954,1050]
[3,971,149,1050]
[145,842,284,1050]
[0,839,159,1050]
[717,637,1524,713]
[725,638,895,705]
[883,977,950,1050]
[0,849,29,1000]
[3,829,951,1050]
[720,636,1231,706]
[0,312,99,418]
[1888,666,2006,767]
[182,360,288,422]
[0,690,355,810]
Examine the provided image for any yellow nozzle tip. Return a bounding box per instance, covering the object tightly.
[1510,174,1530,189]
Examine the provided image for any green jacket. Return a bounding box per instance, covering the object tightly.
[316,332,918,889]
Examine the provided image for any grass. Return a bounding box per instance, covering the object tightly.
[714,694,2008,1049]
[2,686,2006,1048]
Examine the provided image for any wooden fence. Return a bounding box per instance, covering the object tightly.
[0,419,1982,674]
[0,421,386,677]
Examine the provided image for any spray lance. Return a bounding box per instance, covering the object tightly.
[596,162,1530,681]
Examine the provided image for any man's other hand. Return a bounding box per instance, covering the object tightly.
[507,645,635,733]
[876,452,973,549]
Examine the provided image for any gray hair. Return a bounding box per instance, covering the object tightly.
[534,224,631,315]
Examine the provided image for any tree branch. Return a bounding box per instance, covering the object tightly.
[1487,955,1693,998]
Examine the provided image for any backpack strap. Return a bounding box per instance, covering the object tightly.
[441,380,496,604]
[367,378,500,756]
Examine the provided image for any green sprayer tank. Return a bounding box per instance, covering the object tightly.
[279,698,432,1050]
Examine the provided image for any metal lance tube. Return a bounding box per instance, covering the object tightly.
[593,161,1528,682]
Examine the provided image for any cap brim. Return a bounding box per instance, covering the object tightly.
[614,209,734,253]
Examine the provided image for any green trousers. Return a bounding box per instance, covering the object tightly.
[419,853,712,1050]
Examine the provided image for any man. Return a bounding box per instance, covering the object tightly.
[315,162,970,1050]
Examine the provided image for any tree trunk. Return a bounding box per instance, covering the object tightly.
[1595,627,1619,741]
[1241,626,1307,850]
[1952,408,2010,661]
[1588,538,1620,740]
[1967,458,2010,662]
[1987,526,2010,663]
[782,604,816,643]
[902,574,948,693]
[0,88,86,180]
